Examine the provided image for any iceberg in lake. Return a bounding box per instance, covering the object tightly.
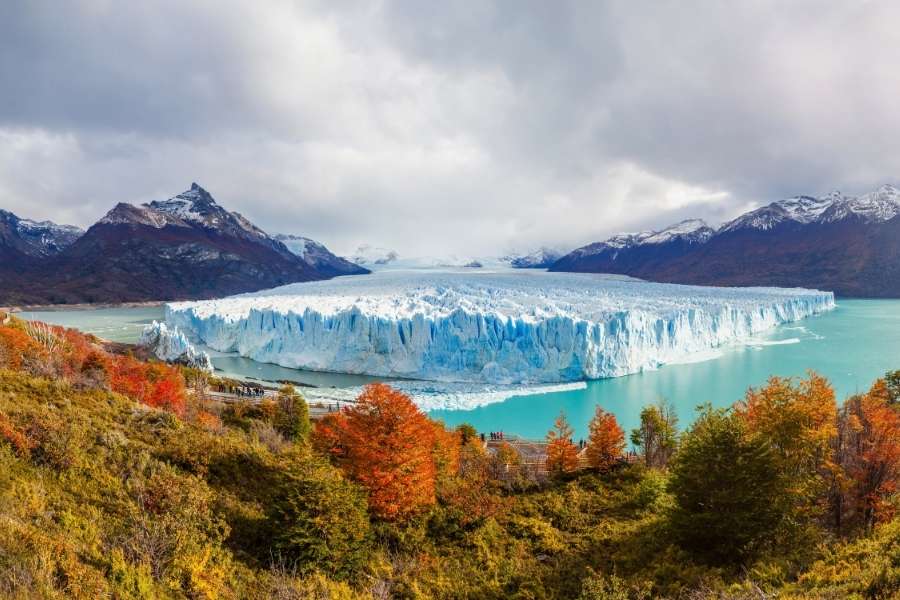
[140,320,213,372]
[164,270,835,384]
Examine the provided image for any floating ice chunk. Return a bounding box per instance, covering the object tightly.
[140,320,213,372]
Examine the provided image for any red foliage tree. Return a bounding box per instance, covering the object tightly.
[313,383,440,521]
[108,355,186,416]
[586,406,625,472]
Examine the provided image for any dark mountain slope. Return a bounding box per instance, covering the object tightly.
[552,186,900,297]
[0,184,368,305]
[642,217,900,297]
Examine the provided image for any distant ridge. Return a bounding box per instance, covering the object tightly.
[552,185,900,297]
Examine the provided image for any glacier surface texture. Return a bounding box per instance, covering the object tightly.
[164,270,836,384]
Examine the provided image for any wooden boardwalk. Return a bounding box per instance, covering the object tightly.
[204,389,357,420]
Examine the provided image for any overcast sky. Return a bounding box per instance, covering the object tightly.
[2,1,899,257]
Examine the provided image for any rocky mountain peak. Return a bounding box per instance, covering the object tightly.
[0,209,84,256]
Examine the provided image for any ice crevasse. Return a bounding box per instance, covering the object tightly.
[164,270,836,384]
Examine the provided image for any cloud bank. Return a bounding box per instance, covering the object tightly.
[1,0,899,256]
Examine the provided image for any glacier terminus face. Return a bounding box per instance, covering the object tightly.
[164,269,836,384]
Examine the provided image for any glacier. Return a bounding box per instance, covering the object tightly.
[164,269,835,385]
[140,320,213,372]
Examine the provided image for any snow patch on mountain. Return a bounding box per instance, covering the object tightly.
[0,210,84,256]
[569,219,715,258]
[165,270,834,385]
[723,184,900,232]
[99,203,187,228]
[276,234,315,259]
[275,234,369,276]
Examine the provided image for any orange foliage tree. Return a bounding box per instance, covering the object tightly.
[545,411,579,476]
[586,406,625,472]
[313,383,443,522]
[834,380,900,531]
[736,373,838,512]
[0,326,44,370]
[436,428,506,526]
[0,411,31,458]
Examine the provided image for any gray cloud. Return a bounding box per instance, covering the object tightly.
[1,0,899,257]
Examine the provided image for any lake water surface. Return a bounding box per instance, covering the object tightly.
[19,299,900,440]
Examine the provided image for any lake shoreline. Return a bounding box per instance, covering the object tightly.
[4,300,166,313]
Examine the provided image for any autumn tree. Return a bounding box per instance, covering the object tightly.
[106,356,187,416]
[546,411,579,476]
[431,420,462,501]
[0,325,43,370]
[736,373,837,516]
[313,383,440,522]
[669,406,788,564]
[482,440,522,486]
[631,400,678,469]
[455,423,479,446]
[586,406,625,472]
[437,433,506,528]
[832,380,900,532]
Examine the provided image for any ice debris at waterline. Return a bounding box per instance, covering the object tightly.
[304,380,589,412]
[164,270,836,384]
[140,321,213,372]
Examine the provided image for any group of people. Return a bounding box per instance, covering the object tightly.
[214,383,266,398]
[488,431,506,441]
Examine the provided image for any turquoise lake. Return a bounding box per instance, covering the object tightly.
[18,299,900,440]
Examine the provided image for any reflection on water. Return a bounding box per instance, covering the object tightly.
[18,299,900,440]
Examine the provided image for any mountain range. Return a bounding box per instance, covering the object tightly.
[342,245,567,270]
[0,184,367,306]
[552,184,900,297]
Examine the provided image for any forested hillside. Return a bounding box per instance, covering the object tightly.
[0,313,897,599]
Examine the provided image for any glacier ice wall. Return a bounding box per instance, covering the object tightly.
[164,270,836,384]
[140,320,213,372]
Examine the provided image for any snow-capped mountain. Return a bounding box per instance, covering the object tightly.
[0,184,369,305]
[274,234,368,277]
[552,184,900,297]
[501,247,569,269]
[564,219,715,260]
[721,184,900,232]
[0,209,83,258]
[347,244,400,267]
[146,183,275,244]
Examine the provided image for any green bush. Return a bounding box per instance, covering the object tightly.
[270,452,373,580]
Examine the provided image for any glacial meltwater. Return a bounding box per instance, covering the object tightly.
[18,299,900,440]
